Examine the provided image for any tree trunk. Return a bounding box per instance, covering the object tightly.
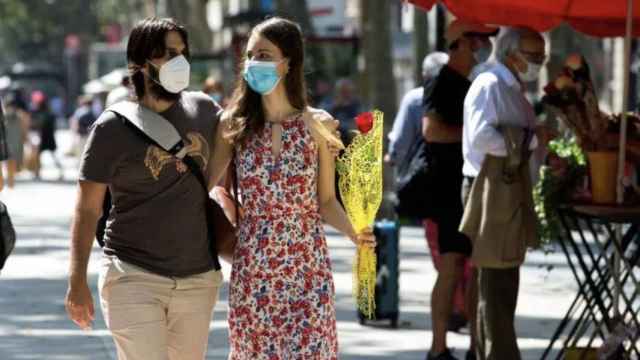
[166,0,213,52]
[435,5,446,51]
[361,0,396,121]
[143,0,156,17]
[361,0,397,218]
[274,0,326,84]
[274,0,314,35]
[413,8,429,86]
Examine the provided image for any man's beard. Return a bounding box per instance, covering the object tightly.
[147,65,182,102]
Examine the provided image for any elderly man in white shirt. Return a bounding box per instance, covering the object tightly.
[462,27,545,360]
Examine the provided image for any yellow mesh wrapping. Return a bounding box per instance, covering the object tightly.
[336,110,383,319]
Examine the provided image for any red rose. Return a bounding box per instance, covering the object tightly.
[355,112,374,134]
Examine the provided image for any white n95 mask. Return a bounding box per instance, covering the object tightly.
[148,55,191,93]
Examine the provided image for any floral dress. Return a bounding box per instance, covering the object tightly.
[228,113,338,360]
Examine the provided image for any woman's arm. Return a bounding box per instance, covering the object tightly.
[307,114,375,247]
[208,114,234,190]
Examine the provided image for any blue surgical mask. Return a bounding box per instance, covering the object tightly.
[209,93,223,103]
[243,60,282,95]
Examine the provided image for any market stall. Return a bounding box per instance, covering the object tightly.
[406,0,639,358]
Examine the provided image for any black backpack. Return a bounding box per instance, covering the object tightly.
[394,139,439,219]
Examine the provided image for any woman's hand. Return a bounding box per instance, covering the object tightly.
[349,226,376,248]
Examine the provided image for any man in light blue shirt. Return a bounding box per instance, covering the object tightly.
[386,52,449,166]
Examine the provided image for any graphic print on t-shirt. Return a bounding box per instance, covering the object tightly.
[144,132,209,180]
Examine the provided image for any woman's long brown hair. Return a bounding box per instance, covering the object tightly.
[223,17,308,145]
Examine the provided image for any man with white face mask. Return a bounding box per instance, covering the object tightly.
[65,18,224,360]
[462,26,545,360]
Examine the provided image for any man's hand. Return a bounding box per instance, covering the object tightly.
[309,107,343,157]
[323,119,342,157]
[65,279,95,330]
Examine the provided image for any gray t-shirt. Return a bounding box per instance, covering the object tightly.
[80,91,221,277]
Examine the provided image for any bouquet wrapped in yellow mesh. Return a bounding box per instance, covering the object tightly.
[336,110,383,319]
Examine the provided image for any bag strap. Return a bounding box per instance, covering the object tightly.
[107,101,188,158]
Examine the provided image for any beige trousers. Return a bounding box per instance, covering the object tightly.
[98,256,223,360]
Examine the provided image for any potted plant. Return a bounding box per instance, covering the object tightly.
[543,54,640,204]
[533,137,587,244]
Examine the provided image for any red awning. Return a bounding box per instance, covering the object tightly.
[407,0,640,37]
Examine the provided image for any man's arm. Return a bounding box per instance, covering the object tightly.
[65,180,106,330]
[0,105,5,190]
[465,80,506,156]
[388,92,420,164]
[422,112,462,143]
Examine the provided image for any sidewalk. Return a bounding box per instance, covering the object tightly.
[0,134,574,359]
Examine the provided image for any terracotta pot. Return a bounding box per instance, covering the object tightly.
[587,151,618,204]
[564,347,598,360]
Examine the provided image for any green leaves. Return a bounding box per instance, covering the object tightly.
[533,137,587,244]
[0,0,137,66]
[548,137,586,166]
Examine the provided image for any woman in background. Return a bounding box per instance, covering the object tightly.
[31,94,63,180]
[2,95,28,188]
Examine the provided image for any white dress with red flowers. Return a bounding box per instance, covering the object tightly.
[228,114,338,359]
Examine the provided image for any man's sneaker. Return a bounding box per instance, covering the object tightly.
[465,350,476,360]
[426,349,459,360]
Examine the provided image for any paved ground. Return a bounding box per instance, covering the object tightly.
[0,132,576,359]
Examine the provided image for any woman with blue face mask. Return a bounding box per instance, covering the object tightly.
[208,17,376,359]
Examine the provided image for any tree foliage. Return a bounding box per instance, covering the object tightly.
[0,0,216,70]
[0,0,101,67]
